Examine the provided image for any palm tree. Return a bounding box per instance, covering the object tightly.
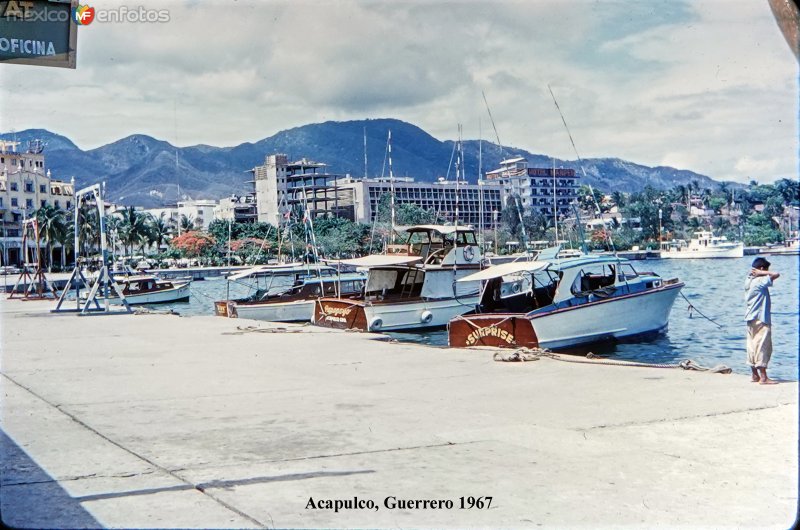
[77,205,100,259]
[611,190,625,208]
[116,207,151,256]
[148,213,173,253]
[179,214,196,233]
[34,204,68,272]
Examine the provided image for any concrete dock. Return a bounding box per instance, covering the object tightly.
[1,298,797,528]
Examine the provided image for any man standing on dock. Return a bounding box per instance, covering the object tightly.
[745,257,780,384]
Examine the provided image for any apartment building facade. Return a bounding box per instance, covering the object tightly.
[0,140,74,266]
[485,157,580,217]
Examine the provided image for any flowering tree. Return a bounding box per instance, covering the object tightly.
[170,231,216,258]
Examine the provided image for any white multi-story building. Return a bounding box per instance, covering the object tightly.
[1,140,74,267]
[144,199,218,230]
[332,176,503,227]
[485,157,579,217]
[213,194,258,224]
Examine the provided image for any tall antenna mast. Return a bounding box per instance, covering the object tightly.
[552,157,559,245]
[478,118,484,250]
[363,127,368,178]
[388,130,396,244]
[482,91,503,153]
[455,124,462,226]
[174,100,181,236]
[547,84,611,252]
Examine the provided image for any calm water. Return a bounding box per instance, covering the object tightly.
[154,255,799,381]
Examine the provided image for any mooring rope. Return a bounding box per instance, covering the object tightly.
[493,347,732,373]
[221,325,306,335]
[679,291,723,328]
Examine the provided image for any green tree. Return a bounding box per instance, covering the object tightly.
[77,205,99,258]
[116,207,151,256]
[611,190,626,208]
[148,213,174,253]
[179,214,196,233]
[34,204,68,272]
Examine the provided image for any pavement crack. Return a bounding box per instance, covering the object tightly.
[578,403,790,431]
[173,440,480,472]
[2,469,157,487]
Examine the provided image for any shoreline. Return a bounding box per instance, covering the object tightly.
[1,297,797,528]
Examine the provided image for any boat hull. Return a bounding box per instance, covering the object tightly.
[111,282,191,305]
[228,300,315,322]
[448,314,538,348]
[449,283,683,350]
[660,244,743,259]
[315,296,480,332]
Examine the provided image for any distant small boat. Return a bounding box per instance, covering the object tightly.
[660,230,743,259]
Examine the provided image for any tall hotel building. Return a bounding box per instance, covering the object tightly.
[485,157,579,217]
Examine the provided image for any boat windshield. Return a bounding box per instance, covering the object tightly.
[570,263,616,296]
[617,263,639,282]
[479,269,561,313]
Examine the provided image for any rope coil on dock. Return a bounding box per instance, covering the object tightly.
[494,347,732,374]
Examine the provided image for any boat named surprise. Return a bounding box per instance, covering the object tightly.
[448,250,684,350]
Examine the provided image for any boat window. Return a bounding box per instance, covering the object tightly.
[366,269,398,294]
[406,232,430,245]
[406,231,431,257]
[457,231,477,246]
[617,263,638,282]
[128,282,139,291]
[571,264,616,295]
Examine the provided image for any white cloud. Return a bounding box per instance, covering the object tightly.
[0,0,796,184]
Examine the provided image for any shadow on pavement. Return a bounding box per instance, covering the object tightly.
[0,429,101,529]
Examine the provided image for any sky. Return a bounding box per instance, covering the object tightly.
[0,0,797,184]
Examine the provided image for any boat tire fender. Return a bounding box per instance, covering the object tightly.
[369,317,383,331]
[420,310,433,325]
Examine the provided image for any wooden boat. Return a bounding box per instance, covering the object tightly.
[106,275,191,304]
[660,230,743,259]
[448,251,684,350]
[313,225,482,332]
[221,273,366,322]
[215,263,363,322]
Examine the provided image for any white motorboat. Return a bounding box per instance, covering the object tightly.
[313,224,483,332]
[448,252,684,350]
[104,275,191,305]
[215,263,363,322]
[223,273,366,322]
[660,230,743,259]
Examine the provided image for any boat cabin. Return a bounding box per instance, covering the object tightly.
[117,275,175,295]
[241,274,365,304]
[342,225,482,303]
[385,225,481,266]
[470,256,659,316]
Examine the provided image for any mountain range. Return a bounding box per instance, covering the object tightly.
[2,119,723,208]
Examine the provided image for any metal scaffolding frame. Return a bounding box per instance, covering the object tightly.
[52,182,132,315]
[7,217,56,300]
